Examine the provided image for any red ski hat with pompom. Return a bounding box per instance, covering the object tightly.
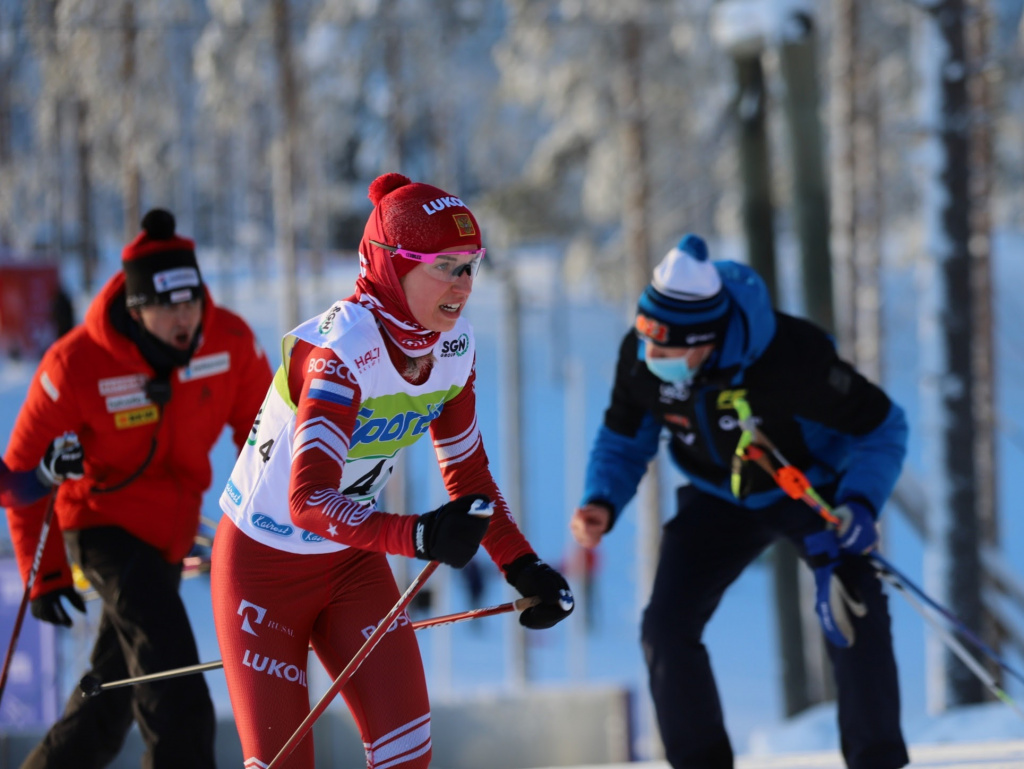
[361,173,482,280]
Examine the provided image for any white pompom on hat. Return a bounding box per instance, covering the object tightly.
[635,234,732,347]
[651,236,723,300]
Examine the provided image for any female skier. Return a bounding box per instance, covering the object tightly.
[212,173,574,768]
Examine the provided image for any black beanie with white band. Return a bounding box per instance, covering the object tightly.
[122,209,203,309]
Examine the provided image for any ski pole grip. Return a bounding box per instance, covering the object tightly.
[513,596,542,612]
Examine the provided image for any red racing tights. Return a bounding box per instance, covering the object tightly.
[212,519,431,769]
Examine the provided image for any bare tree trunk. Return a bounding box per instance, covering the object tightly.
[121,0,140,239]
[619,19,664,759]
[76,99,97,292]
[307,134,326,284]
[734,55,778,301]
[620,19,657,595]
[271,0,301,329]
[730,46,814,716]
[966,0,1000,685]
[832,0,884,381]
[31,0,65,258]
[852,49,883,385]
[383,0,406,172]
[778,11,833,335]
[778,8,838,706]
[919,0,984,708]
[499,266,526,686]
[54,100,65,256]
[243,111,269,278]
[830,0,858,357]
[216,134,235,307]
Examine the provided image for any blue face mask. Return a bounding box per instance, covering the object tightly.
[637,339,707,384]
[645,356,699,384]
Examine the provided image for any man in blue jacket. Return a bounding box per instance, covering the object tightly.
[570,234,909,769]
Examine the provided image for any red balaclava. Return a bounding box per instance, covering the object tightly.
[350,173,482,356]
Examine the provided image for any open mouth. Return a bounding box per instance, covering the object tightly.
[440,303,462,313]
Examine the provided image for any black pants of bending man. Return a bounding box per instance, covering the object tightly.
[21,526,216,769]
[641,485,909,769]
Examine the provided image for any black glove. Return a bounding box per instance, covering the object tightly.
[413,494,492,568]
[36,432,84,487]
[31,587,87,627]
[504,554,575,630]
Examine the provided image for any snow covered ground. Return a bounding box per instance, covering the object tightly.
[540,737,1024,769]
[1,230,1023,762]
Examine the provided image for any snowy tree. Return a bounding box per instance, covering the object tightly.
[488,0,737,301]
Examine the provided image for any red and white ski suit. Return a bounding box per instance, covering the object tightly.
[212,300,534,769]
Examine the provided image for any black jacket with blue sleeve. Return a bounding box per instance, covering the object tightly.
[582,261,908,529]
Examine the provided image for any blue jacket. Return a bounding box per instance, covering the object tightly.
[582,262,907,525]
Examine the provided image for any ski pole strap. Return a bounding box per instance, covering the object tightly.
[732,395,791,498]
[731,396,759,498]
[730,396,840,526]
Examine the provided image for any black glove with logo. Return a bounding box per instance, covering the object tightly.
[504,554,575,630]
[36,432,84,487]
[413,494,492,568]
[31,586,87,627]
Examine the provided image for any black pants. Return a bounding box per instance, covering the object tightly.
[641,486,909,769]
[21,527,216,769]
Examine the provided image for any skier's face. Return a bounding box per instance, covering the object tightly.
[133,299,203,349]
[399,248,476,332]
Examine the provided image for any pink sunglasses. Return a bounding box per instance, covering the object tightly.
[370,239,485,282]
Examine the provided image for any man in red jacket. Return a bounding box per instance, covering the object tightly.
[3,209,273,769]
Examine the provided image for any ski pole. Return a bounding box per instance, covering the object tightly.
[871,552,1024,688]
[0,492,57,706]
[877,567,1024,721]
[266,560,439,769]
[409,594,539,630]
[78,595,540,696]
[731,397,839,526]
[733,397,1024,687]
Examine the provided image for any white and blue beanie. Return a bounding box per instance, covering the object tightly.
[635,234,732,347]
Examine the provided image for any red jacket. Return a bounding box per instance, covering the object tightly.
[3,272,272,598]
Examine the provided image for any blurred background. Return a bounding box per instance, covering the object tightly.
[1,0,1024,766]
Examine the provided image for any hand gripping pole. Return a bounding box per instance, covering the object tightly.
[732,396,1024,707]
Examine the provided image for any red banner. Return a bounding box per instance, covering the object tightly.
[0,262,60,359]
